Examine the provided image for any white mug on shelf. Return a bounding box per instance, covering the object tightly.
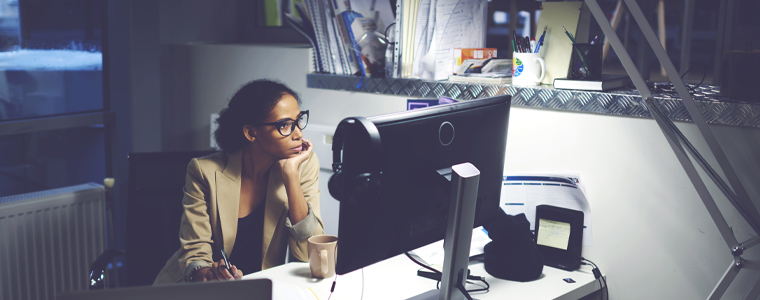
[512,52,546,86]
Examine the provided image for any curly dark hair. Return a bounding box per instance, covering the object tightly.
[214,79,301,153]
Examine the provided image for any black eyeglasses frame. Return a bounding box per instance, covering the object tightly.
[257,110,309,137]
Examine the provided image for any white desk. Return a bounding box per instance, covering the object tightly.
[243,254,602,300]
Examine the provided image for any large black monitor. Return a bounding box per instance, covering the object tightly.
[331,95,511,276]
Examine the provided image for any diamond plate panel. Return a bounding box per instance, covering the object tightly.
[446,84,461,99]
[375,79,390,94]
[306,74,760,128]
[418,82,433,97]
[363,78,376,92]
[583,94,607,114]
[401,81,417,96]
[389,80,403,94]
[566,93,589,111]
[481,85,500,98]
[466,85,483,99]
[541,89,566,109]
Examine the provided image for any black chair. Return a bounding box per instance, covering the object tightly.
[90,150,216,289]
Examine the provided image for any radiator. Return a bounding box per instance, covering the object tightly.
[0,183,107,300]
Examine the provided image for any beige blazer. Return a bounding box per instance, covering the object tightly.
[154,150,324,284]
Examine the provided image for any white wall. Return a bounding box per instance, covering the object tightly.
[160,44,760,299]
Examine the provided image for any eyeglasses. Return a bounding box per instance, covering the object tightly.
[258,110,309,137]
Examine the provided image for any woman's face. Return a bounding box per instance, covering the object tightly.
[253,94,305,159]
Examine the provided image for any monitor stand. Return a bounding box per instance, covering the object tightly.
[409,163,481,300]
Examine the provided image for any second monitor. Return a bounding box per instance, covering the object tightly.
[330,95,512,276]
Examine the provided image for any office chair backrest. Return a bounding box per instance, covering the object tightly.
[126,150,216,287]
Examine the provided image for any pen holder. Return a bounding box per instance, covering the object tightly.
[569,43,602,80]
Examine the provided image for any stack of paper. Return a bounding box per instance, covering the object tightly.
[432,0,488,80]
[409,227,492,266]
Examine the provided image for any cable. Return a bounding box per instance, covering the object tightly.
[688,65,707,92]
[384,22,396,39]
[361,268,364,300]
[465,276,490,293]
[404,251,441,275]
[326,273,338,300]
[405,251,490,294]
[583,262,605,300]
[581,258,607,300]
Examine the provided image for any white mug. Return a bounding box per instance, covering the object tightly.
[512,52,546,86]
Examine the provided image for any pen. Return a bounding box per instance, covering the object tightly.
[524,36,531,53]
[530,38,536,54]
[534,26,547,53]
[220,248,234,277]
[574,34,600,72]
[516,37,524,53]
[512,31,521,53]
[512,39,517,54]
[590,35,599,45]
[562,25,592,77]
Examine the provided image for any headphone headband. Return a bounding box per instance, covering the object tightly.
[332,117,383,173]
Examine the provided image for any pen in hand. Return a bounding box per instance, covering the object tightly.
[220,248,234,278]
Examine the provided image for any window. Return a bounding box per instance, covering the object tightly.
[0,0,107,197]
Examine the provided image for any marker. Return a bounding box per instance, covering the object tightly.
[512,31,522,53]
[530,38,536,53]
[220,249,234,277]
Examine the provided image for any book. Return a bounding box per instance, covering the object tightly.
[553,75,632,91]
[448,74,511,85]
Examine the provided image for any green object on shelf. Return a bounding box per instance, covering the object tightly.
[511,39,517,54]
[265,0,282,27]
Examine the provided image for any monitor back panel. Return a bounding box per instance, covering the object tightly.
[336,95,511,274]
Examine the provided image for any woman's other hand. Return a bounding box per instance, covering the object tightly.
[193,259,243,281]
[278,138,314,175]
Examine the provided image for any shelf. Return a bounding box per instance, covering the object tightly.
[307,73,760,129]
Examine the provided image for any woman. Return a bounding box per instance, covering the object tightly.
[154,79,324,284]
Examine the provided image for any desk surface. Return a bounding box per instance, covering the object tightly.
[243,254,601,300]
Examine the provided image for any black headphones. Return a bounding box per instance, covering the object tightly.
[328,117,384,206]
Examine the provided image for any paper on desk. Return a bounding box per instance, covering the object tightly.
[432,0,487,80]
[500,174,593,247]
[409,226,491,266]
[272,280,318,300]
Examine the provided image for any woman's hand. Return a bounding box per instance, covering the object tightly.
[278,138,314,176]
[193,259,243,282]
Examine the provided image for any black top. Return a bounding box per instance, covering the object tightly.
[230,203,265,274]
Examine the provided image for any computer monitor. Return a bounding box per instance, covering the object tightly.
[332,95,511,278]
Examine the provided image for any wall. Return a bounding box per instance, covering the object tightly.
[159,44,760,299]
